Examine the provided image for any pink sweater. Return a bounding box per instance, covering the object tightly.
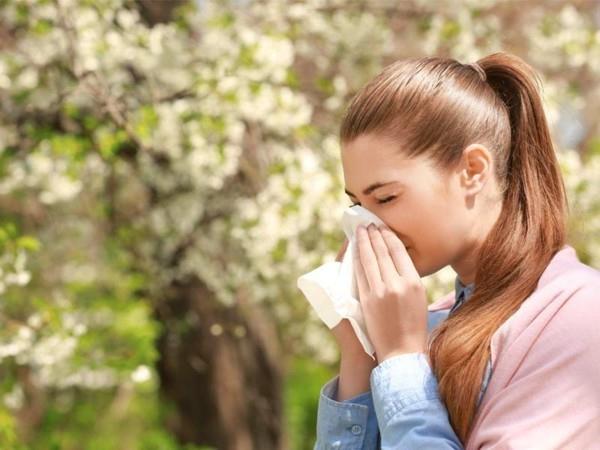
[428,245,600,448]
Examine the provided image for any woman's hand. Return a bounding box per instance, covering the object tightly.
[354,223,428,363]
[330,236,377,400]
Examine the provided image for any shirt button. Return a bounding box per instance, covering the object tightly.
[351,424,362,435]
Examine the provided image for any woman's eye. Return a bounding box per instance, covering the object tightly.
[348,196,395,207]
[377,196,396,204]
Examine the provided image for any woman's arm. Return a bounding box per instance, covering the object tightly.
[334,319,378,401]
[314,371,380,450]
[313,340,464,450]
[313,319,380,450]
[313,238,464,449]
[370,352,462,449]
[329,239,378,402]
[313,239,381,449]
[313,309,458,449]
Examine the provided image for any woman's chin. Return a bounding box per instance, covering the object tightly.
[408,248,434,278]
[406,248,422,274]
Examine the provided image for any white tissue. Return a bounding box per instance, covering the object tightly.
[296,205,385,359]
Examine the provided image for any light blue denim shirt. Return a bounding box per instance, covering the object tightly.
[313,277,493,450]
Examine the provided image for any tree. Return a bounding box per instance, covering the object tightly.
[0,0,599,449]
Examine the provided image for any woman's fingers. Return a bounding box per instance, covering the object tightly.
[366,224,398,287]
[379,226,420,282]
[355,225,382,290]
[352,239,370,301]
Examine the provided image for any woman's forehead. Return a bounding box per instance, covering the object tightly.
[341,136,454,198]
[343,138,435,181]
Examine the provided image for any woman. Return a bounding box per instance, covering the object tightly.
[313,52,600,449]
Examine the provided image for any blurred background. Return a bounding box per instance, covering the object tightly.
[0,0,599,449]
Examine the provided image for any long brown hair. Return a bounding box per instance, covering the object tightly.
[339,52,568,442]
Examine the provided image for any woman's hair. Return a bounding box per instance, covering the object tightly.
[339,52,568,443]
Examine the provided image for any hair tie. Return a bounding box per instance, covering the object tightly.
[466,62,487,82]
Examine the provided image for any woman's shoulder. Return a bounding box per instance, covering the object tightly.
[546,259,600,329]
[515,266,600,379]
[506,245,600,322]
[537,250,600,321]
[536,244,600,291]
[497,251,600,361]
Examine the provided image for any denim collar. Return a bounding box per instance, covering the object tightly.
[455,276,475,300]
[450,276,475,315]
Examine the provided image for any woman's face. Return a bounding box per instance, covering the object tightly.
[342,133,496,280]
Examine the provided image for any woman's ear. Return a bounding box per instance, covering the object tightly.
[459,143,493,196]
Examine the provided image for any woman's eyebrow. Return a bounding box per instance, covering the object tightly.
[344,181,397,197]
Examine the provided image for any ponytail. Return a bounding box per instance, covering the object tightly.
[428,52,568,442]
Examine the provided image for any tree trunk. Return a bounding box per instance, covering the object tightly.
[154,278,284,450]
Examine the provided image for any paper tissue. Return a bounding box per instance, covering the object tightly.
[296,205,385,360]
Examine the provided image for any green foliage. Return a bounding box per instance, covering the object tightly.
[0,407,26,450]
[0,222,39,254]
[30,380,209,450]
[284,357,336,450]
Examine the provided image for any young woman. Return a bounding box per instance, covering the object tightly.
[314,52,600,449]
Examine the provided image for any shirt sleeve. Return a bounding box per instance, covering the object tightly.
[313,374,379,450]
[313,309,455,449]
[370,352,463,449]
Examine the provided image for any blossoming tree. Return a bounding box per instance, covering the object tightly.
[0,0,599,448]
